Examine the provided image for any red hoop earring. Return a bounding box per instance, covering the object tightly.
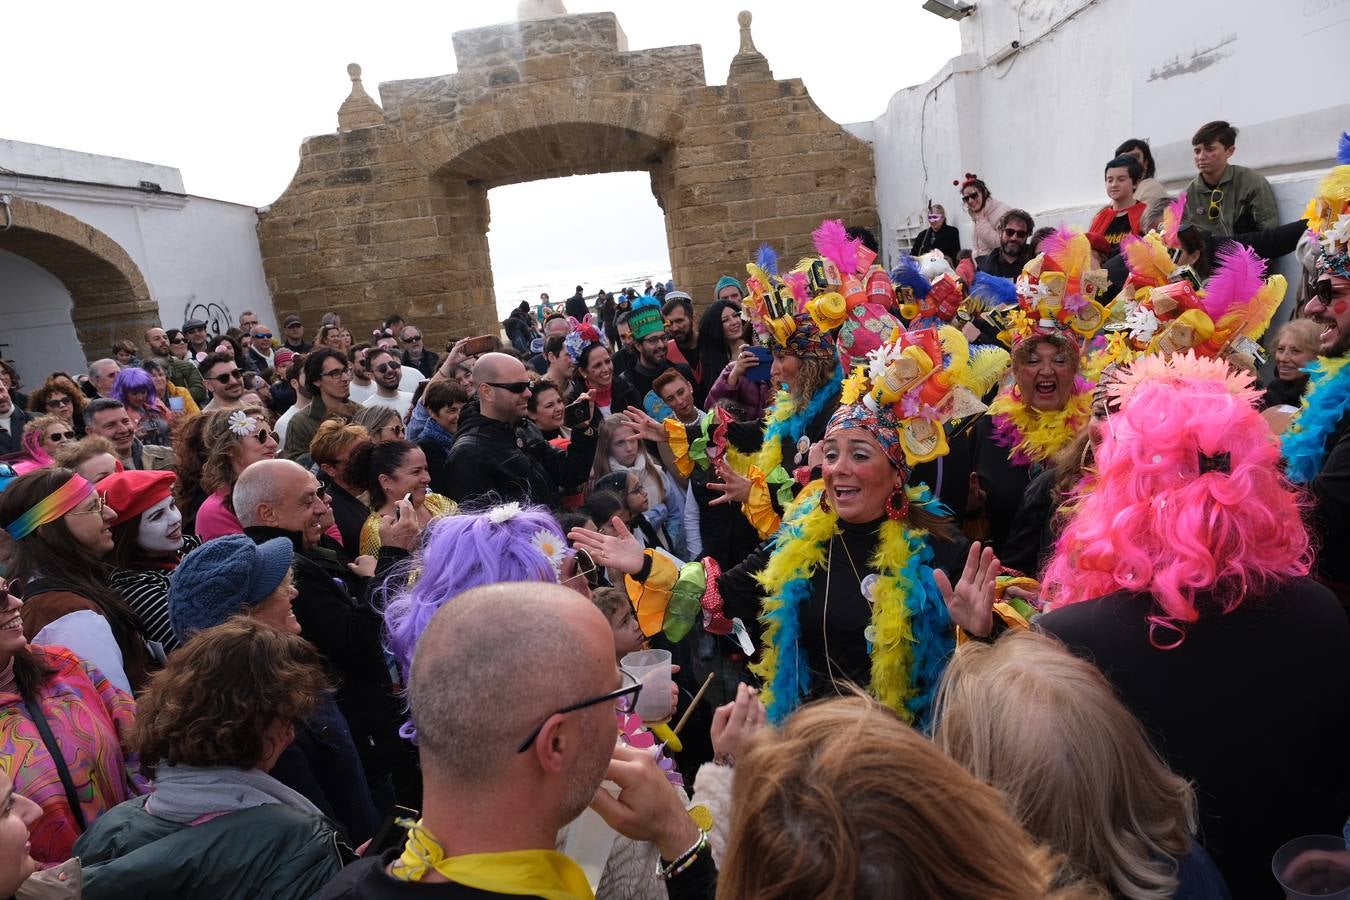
[819,493,831,513]
[885,490,908,521]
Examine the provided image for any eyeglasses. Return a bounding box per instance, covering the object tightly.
[1003,228,1028,239]
[517,668,642,753]
[68,494,108,518]
[375,362,401,374]
[47,431,76,443]
[401,334,422,343]
[1207,187,1224,221]
[382,423,406,437]
[210,369,244,385]
[251,427,276,445]
[1313,279,1337,303]
[170,337,187,345]
[321,367,353,380]
[252,332,272,340]
[44,396,73,409]
[641,334,666,345]
[962,192,980,204]
[485,381,531,394]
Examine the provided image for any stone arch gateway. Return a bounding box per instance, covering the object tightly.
[259,11,877,342]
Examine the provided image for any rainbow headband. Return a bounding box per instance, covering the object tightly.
[5,475,95,540]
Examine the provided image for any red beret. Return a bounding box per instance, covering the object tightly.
[97,470,176,526]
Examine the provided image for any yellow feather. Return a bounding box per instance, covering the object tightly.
[1316,166,1350,209]
[1123,232,1174,284]
[963,345,1011,397]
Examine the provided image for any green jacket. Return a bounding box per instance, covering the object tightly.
[1183,163,1279,236]
[74,795,342,899]
[280,392,358,462]
[167,356,207,406]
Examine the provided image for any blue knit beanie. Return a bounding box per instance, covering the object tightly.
[715,275,746,299]
[168,534,294,643]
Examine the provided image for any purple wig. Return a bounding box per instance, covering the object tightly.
[110,366,163,413]
[381,503,566,732]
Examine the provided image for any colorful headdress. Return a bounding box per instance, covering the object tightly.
[1104,241,1284,368]
[1003,229,1110,347]
[830,325,1009,471]
[563,322,601,363]
[627,295,665,341]
[1304,132,1350,279]
[5,473,94,540]
[891,251,969,327]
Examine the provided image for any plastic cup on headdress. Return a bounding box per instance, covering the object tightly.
[1271,835,1350,899]
[621,648,674,722]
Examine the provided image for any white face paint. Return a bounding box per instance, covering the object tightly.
[136,496,184,555]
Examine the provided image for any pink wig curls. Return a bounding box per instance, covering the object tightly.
[1041,352,1311,646]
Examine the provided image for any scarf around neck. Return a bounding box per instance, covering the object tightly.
[391,819,593,899]
[145,764,322,824]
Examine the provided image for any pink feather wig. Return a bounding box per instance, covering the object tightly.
[1040,352,1312,645]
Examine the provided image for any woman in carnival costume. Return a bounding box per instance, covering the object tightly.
[1282,132,1350,604]
[574,323,1007,727]
[968,228,1110,550]
[948,350,1350,892]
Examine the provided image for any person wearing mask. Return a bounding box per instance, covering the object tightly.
[309,419,374,554]
[1086,155,1147,260]
[956,173,1013,258]
[348,439,456,557]
[661,292,705,404]
[0,469,156,695]
[911,202,962,264]
[0,572,145,868]
[620,297,694,403]
[321,583,711,900]
[72,619,345,898]
[167,536,381,846]
[101,469,197,655]
[198,352,247,413]
[234,459,419,809]
[1114,138,1168,207]
[0,381,31,456]
[445,353,598,508]
[282,349,358,462]
[281,314,313,352]
[976,209,1035,278]
[194,406,279,541]
[84,399,143,472]
[935,631,1229,898]
[1183,120,1279,235]
[1263,318,1321,410]
[145,326,207,405]
[399,326,439,379]
[361,347,413,419]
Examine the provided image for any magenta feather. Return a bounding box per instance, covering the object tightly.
[1037,226,1076,266]
[1201,242,1267,320]
[812,219,862,275]
[757,244,779,277]
[1162,194,1187,246]
[783,271,809,306]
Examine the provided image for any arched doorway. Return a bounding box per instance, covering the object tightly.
[0,196,160,374]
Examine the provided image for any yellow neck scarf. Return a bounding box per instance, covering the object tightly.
[390,820,595,899]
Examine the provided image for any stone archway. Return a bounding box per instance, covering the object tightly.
[259,10,877,343]
[0,196,160,362]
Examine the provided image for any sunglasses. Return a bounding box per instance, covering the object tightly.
[252,332,272,340]
[1314,279,1337,303]
[1207,187,1224,220]
[251,427,276,445]
[210,369,244,385]
[402,334,422,343]
[383,423,406,437]
[45,396,73,409]
[46,431,77,442]
[374,362,401,374]
[1003,228,1028,239]
[170,337,187,344]
[485,380,531,393]
[962,193,980,203]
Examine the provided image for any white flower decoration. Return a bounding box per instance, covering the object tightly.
[1322,213,1350,252]
[866,341,904,382]
[227,410,257,437]
[486,501,522,524]
[530,529,566,575]
[1125,305,1161,344]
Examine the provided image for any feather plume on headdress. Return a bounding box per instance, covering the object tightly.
[1161,194,1187,247]
[1120,233,1176,288]
[891,254,932,300]
[1199,243,1266,322]
[812,219,863,276]
[969,271,1018,309]
[756,243,779,278]
[1340,131,1350,166]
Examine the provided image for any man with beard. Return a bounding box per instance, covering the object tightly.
[1283,146,1350,605]
[976,209,1035,278]
[661,292,706,406]
[619,296,694,405]
[146,327,207,404]
[362,347,413,418]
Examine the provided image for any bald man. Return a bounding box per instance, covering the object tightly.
[319,582,709,898]
[444,353,598,508]
[235,459,421,809]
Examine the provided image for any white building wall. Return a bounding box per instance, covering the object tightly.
[0,139,275,380]
[0,250,86,382]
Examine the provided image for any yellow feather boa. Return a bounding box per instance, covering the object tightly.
[987,386,1093,466]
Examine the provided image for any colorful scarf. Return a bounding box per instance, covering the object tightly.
[751,483,952,726]
[391,820,593,899]
[5,474,93,540]
[988,376,1094,466]
[1283,356,1350,483]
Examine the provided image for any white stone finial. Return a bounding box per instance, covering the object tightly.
[337,62,384,133]
[347,62,362,81]
[737,10,757,54]
[517,0,568,20]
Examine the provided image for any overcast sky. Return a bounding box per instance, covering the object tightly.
[3,1,959,294]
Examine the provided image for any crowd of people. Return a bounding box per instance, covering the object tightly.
[0,121,1345,899]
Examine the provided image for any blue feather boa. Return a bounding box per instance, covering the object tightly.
[762,364,844,448]
[1283,357,1350,484]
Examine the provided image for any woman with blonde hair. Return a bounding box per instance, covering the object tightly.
[309,418,372,553]
[1262,317,1322,410]
[193,406,279,540]
[719,693,1101,899]
[10,415,77,474]
[934,631,1227,898]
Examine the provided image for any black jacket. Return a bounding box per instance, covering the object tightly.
[443,401,598,509]
[565,291,589,322]
[1305,408,1350,595]
[401,348,440,380]
[270,694,381,844]
[243,526,418,809]
[911,223,962,264]
[0,406,30,454]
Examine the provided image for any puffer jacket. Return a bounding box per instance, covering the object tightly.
[444,401,598,509]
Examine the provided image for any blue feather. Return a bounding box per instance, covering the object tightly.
[970,271,1018,307]
[1339,132,1350,166]
[897,486,954,731]
[756,243,779,277]
[1283,359,1350,483]
[890,254,931,300]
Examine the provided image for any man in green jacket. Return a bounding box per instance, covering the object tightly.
[145,326,207,405]
[281,348,358,462]
[1183,119,1279,236]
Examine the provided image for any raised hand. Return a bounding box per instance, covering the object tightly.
[933,541,999,638]
[710,682,766,766]
[567,517,648,575]
[620,407,669,443]
[707,457,752,506]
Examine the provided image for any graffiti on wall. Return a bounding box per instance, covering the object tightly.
[182,300,233,336]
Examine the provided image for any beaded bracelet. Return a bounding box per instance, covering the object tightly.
[655,829,709,880]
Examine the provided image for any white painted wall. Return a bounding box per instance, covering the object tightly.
[0,139,275,377]
[0,250,87,383]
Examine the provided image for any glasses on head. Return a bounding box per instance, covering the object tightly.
[1004,228,1028,239]
[1207,187,1224,220]
[485,380,531,394]
[252,332,272,340]
[210,369,244,385]
[45,396,73,409]
[68,493,108,518]
[962,192,980,204]
[47,431,76,443]
[321,367,353,380]
[375,362,401,374]
[517,668,642,753]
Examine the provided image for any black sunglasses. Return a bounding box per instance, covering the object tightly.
[375,362,401,374]
[45,396,73,408]
[1314,279,1336,303]
[251,427,275,445]
[210,369,244,385]
[517,668,641,753]
[170,337,188,344]
[485,380,531,394]
[47,431,77,442]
